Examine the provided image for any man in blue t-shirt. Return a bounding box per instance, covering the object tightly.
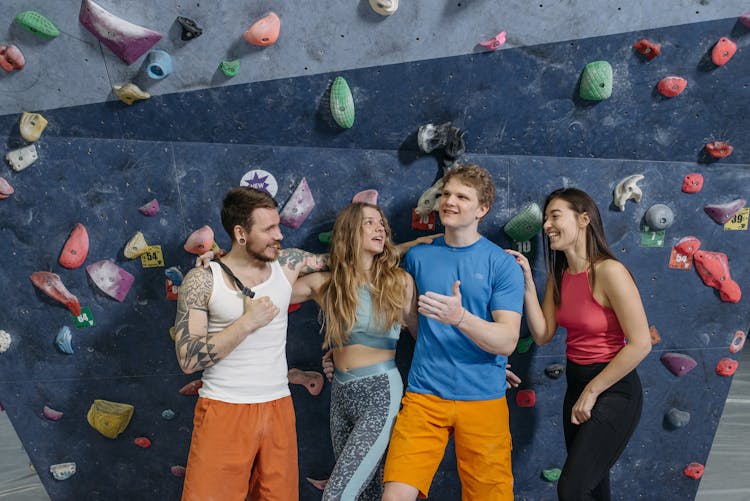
[383,164,524,501]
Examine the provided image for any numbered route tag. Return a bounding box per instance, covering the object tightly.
[513,239,536,260]
[724,208,749,231]
[73,306,95,328]
[668,247,692,270]
[411,208,436,231]
[140,245,164,268]
[640,226,665,248]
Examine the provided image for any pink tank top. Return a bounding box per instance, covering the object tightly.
[556,269,625,364]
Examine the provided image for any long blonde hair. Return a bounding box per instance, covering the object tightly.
[320,203,406,349]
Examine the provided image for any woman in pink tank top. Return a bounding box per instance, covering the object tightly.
[506,188,651,501]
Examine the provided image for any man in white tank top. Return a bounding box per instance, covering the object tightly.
[173,187,329,501]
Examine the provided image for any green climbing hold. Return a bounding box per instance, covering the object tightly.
[15,11,60,38]
[516,336,534,354]
[505,202,542,242]
[579,61,613,101]
[330,76,355,129]
[542,468,562,482]
[318,231,332,244]
[219,59,240,77]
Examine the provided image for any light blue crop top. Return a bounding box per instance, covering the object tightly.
[343,286,401,350]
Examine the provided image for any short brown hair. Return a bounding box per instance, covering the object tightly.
[220,187,278,239]
[442,164,496,210]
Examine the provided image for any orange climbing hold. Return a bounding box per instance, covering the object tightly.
[657,76,687,97]
[729,330,746,354]
[632,39,661,60]
[711,37,736,66]
[704,141,733,159]
[179,380,203,395]
[243,12,280,46]
[288,368,324,396]
[649,325,661,345]
[715,357,738,377]
[59,224,89,269]
[683,463,704,480]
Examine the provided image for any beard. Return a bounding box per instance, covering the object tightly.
[244,242,280,262]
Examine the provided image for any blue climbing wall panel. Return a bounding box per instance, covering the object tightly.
[0,9,748,501]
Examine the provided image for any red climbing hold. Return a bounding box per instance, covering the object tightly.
[479,31,507,50]
[657,76,687,97]
[170,465,186,477]
[288,303,302,313]
[59,224,89,269]
[681,174,703,194]
[704,141,733,159]
[29,271,82,317]
[693,250,742,303]
[179,380,203,395]
[683,463,704,480]
[660,352,697,377]
[715,357,738,377]
[516,390,536,408]
[729,330,746,354]
[632,39,661,60]
[711,37,737,66]
[674,236,701,258]
[134,437,152,448]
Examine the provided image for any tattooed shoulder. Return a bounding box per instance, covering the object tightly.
[178,267,213,310]
[278,248,305,271]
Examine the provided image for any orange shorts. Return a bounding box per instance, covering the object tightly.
[383,391,513,500]
[181,396,298,501]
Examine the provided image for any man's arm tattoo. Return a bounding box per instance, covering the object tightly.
[279,248,330,275]
[174,270,222,372]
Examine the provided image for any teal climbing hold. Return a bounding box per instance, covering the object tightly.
[516,336,534,354]
[318,231,332,244]
[505,202,542,242]
[330,76,355,129]
[542,468,562,482]
[15,11,60,38]
[219,59,240,77]
[579,61,613,101]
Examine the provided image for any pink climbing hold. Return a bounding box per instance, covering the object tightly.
[179,379,203,395]
[729,330,746,354]
[656,76,687,98]
[59,224,89,269]
[86,260,135,302]
[715,357,738,377]
[79,0,163,65]
[170,465,186,477]
[674,236,701,258]
[29,271,82,317]
[306,478,329,491]
[479,31,506,50]
[138,199,159,216]
[0,44,25,72]
[280,178,315,229]
[43,406,64,421]
[243,12,280,47]
[288,368,324,396]
[0,176,14,199]
[184,226,215,255]
[703,199,746,225]
[660,352,697,377]
[693,250,741,303]
[711,37,737,66]
[352,189,379,205]
[681,173,703,194]
[683,463,704,480]
[515,390,536,408]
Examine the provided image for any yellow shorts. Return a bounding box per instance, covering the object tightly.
[383,391,513,500]
[182,396,298,501]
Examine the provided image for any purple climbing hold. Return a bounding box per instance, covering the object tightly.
[660,352,697,377]
[138,199,159,216]
[703,199,746,225]
[741,11,750,28]
[79,0,163,65]
[279,178,315,229]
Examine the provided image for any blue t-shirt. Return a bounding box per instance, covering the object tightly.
[403,236,524,400]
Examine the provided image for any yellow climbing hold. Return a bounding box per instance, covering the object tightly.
[86,399,134,439]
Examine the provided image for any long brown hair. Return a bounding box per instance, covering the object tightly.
[543,188,618,305]
[320,203,406,349]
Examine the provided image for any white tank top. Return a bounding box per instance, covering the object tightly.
[199,260,292,403]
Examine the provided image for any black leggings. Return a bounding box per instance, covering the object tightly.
[557,360,643,501]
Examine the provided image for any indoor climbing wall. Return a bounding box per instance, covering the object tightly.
[0,1,749,500]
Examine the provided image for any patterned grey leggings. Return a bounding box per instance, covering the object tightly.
[322,360,403,501]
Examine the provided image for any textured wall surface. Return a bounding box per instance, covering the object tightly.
[0,1,748,500]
